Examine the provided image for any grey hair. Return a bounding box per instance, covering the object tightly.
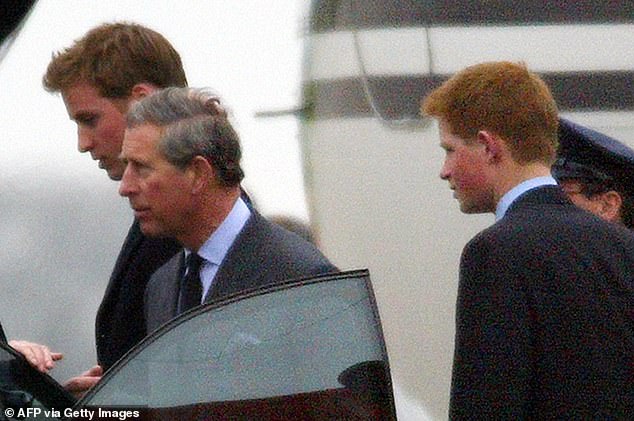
[126,87,244,186]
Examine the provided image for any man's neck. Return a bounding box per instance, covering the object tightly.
[493,162,556,221]
[178,187,241,251]
[494,161,552,206]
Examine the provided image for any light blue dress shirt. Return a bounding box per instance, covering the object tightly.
[184,197,251,302]
[495,176,558,221]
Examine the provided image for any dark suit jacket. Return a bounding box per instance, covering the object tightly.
[95,191,253,369]
[145,211,337,333]
[450,186,634,419]
[95,220,180,370]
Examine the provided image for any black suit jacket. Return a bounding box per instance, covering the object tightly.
[95,220,180,370]
[145,211,337,333]
[450,186,634,419]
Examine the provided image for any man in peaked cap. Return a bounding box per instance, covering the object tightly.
[552,118,634,229]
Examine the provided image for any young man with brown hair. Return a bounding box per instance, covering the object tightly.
[422,61,634,419]
[43,22,187,393]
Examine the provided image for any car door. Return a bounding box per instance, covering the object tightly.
[0,342,75,420]
[74,269,397,420]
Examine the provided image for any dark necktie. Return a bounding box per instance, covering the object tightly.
[179,253,204,314]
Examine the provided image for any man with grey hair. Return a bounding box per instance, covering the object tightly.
[119,87,337,330]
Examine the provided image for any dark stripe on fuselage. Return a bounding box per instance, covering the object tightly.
[310,0,634,32]
[301,72,634,120]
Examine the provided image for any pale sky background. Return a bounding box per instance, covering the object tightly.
[1,0,310,219]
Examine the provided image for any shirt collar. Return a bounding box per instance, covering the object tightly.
[186,197,251,265]
[495,176,558,221]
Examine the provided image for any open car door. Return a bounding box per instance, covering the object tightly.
[74,269,396,420]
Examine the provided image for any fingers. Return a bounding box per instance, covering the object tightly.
[64,365,103,399]
[8,340,64,373]
[81,364,104,377]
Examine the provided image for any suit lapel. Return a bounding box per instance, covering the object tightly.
[164,253,185,320]
[146,252,184,332]
[204,213,266,302]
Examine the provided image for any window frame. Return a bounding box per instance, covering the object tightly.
[74,269,396,418]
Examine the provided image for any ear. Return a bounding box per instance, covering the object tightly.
[130,83,157,100]
[476,130,502,163]
[187,156,214,195]
[597,190,623,224]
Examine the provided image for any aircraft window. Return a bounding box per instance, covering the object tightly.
[77,270,396,420]
[0,343,74,420]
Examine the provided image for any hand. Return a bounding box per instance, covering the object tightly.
[8,340,63,373]
[63,365,103,398]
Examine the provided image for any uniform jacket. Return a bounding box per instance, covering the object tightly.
[145,210,337,333]
[95,220,180,370]
[450,186,634,420]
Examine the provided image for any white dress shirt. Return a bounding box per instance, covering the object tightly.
[183,197,251,302]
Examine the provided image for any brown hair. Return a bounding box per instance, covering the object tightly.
[43,22,187,98]
[421,61,558,164]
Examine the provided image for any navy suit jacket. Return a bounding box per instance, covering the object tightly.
[145,211,337,333]
[95,220,180,370]
[450,186,634,419]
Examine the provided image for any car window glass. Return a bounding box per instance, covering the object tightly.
[78,270,396,419]
[0,343,74,420]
